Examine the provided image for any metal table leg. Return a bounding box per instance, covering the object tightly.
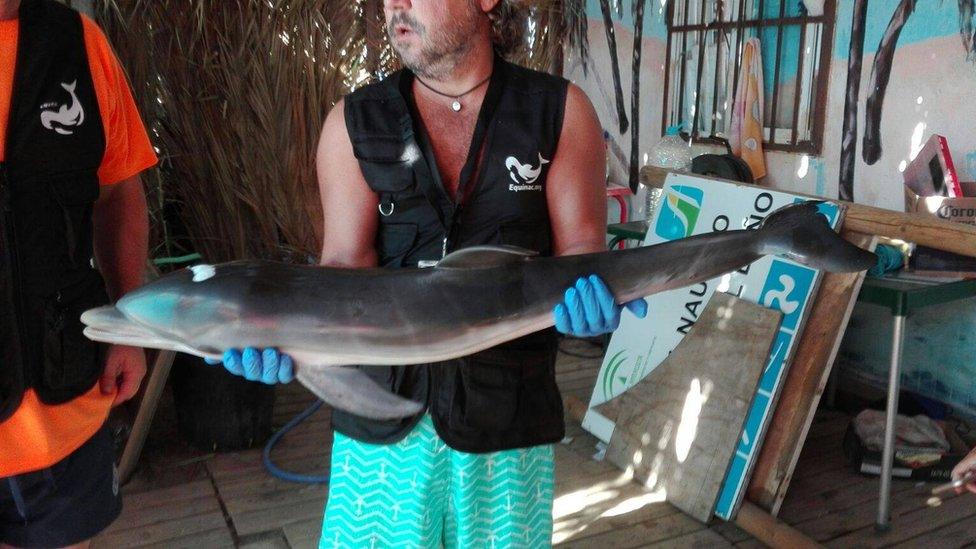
[877,313,905,531]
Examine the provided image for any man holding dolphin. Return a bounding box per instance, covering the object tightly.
[211,0,645,546]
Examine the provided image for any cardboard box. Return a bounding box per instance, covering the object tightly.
[904,182,976,273]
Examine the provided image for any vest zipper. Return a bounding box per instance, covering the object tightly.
[0,163,29,386]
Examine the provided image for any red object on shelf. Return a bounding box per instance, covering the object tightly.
[606,184,630,249]
[903,134,962,198]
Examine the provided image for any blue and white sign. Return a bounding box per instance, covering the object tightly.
[583,174,841,520]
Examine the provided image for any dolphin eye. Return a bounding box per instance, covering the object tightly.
[188,264,216,282]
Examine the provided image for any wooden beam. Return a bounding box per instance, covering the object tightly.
[736,500,825,549]
[640,166,976,258]
[746,231,877,513]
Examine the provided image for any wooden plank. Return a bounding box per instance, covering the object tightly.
[778,475,887,525]
[794,481,932,542]
[231,496,328,537]
[558,512,705,548]
[747,232,875,514]
[644,528,735,548]
[601,293,781,522]
[786,466,881,502]
[552,466,680,545]
[891,515,976,548]
[208,445,330,484]
[735,501,823,549]
[711,521,754,544]
[141,527,235,549]
[555,367,603,384]
[121,479,216,508]
[789,438,850,481]
[282,517,323,549]
[825,492,976,547]
[641,166,976,258]
[735,539,771,549]
[92,511,228,547]
[554,444,619,480]
[238,531,291,548]
[105,495,222,534]
[217,471,328,498]
[221,483,329,516]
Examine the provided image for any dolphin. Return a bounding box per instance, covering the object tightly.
[40,80,85,135]
[81,202,876,420]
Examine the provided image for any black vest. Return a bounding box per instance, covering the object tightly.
[0,0,109,423]
[331,57,569,453]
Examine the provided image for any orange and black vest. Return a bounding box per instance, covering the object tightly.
[332,56,569,453]
[0,0,109,422]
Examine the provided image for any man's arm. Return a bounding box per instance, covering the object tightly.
[92,174,149,300]
[92,173,149,404]
[316,98,380,269]
[547,84,647,337]
[545,84,608,257]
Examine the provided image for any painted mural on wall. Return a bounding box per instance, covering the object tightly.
[840,0,976,201]
[570,0,976,210]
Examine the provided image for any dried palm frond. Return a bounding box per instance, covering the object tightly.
[95,0,570,264]
[95,0,381,263]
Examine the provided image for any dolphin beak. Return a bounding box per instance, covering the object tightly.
[81,305,220,359]
[81,306,151,339]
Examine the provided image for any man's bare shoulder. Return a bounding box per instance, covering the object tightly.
[560,83,601,136]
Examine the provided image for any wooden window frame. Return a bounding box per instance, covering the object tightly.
[662,0,837,155]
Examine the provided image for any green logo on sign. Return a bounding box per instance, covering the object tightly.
[654,185,703,240]
[601,350,629,401]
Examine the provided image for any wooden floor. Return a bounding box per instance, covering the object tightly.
[93,339,976,548]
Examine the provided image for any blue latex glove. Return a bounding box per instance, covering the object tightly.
[553,275,648,337]
[204,347,294,385]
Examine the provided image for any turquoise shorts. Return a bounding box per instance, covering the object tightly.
[321,416,554,548]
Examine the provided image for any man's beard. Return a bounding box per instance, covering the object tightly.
[387,10,479,80]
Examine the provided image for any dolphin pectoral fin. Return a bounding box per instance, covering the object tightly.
[295,365,423,420]
[437,245,538,269]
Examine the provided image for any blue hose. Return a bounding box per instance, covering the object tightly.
[262,399,330,483]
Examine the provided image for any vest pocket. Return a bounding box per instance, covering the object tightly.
[38,278,106,400]
[376,223,417,268]
[352,135,415,194]
[454,351,522,431]
[46,175,99,270]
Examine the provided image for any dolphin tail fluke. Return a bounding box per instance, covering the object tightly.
[757,201,877,273]
[295,366,423,420]
[63,80,77,92]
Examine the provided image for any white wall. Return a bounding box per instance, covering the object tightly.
[570,2,976,212]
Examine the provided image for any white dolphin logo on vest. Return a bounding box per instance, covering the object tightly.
[40,80,85,135]
[505,153,549,185]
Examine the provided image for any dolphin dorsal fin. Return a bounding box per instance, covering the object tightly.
[436,245,538,269]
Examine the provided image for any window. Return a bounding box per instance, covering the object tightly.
[663,0,836,153]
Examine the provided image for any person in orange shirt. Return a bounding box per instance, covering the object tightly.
[0,0,156,547]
